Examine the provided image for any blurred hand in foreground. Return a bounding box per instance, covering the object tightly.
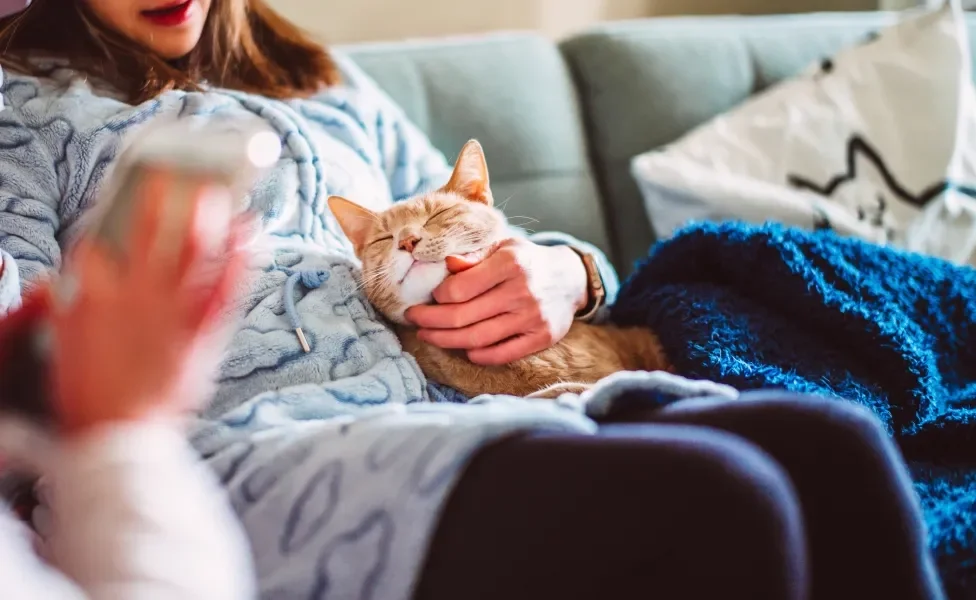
[48,170,250,436]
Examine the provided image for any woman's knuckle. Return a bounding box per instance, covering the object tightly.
[439,286,460,304]
[525,304,543,326]
[440,310,460,329]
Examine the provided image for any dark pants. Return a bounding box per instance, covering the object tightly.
[413,392,944,600]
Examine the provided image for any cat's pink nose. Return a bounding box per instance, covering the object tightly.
[398,235,421,253]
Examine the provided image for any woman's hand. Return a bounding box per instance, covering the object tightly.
[48,171,249,436]
[405,239,588,366]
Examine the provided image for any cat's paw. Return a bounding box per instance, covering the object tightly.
[528,382,593,400]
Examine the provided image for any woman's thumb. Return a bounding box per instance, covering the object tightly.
[445,243,501,274]
[445,254,479,273]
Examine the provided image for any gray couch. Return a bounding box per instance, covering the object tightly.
[344,12,976,274]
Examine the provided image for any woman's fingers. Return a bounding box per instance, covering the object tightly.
[467,332,547,366]
[445,254,479,274]
[407,279,521,329]
[127,169,172,277]
[444,244,496,274]
[60,240,121,310]
[177,184,235,284]
[417,311,529,350]
[182,217,251,334]
[129,169,231,288]
[432,243,515,305]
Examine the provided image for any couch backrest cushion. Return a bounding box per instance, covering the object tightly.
[344,34,612,257]
[561,12,976,273]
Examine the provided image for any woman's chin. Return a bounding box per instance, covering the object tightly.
[140,21,206,60]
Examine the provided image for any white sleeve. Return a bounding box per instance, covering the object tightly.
[0,504,87,600]
[33,422,256,600]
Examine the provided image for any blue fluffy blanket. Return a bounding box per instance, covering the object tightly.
[610,222,976,598]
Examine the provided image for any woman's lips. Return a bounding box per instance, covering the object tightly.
[141,0,193,26]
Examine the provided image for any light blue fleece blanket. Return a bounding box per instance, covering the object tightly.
[0,57,732,598]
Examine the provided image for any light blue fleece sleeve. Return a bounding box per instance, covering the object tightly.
[327,53,453,202]
[333,55,620,306]
[0,71,64,316]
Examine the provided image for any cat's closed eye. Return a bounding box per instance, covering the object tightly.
[367,234,393,247]
[425,207,455,225]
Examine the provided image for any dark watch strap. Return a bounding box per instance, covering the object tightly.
[569,246,606,322]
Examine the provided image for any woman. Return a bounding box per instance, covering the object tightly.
[0,1,945,599]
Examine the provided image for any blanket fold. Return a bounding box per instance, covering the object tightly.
[610,222,976,597]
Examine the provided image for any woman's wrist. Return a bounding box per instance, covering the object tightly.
[556,245,590,314]
[57,418,184,452]
[56,396,182,441]
[59,413,147,440]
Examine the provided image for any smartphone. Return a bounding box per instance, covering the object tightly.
[84,119,281,261]
[0,119,281,453]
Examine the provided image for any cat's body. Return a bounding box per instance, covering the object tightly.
[329,140,669,399]
[398,321,668,398]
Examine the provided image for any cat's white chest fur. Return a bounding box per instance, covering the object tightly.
[399,261,449,309]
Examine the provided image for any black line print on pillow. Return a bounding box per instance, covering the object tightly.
[812,206,833,232]
[813,33,878,79]
[787,134,976,210]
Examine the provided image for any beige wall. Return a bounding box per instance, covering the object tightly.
[650,0,877,13]
[649,0,876,15]
[269,0,879,44]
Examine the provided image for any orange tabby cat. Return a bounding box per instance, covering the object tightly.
[328,140,669,399]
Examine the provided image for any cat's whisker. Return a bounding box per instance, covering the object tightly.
[448,236,490,250]
[497,195,516,212]
[357,277,386,292]
[356,275,380,290]
[357,265,394,290]
[364,267,393,286]
[359,269,387,283]
[439,225,463,238]
[444,222,471,236]
[446,230,480,239]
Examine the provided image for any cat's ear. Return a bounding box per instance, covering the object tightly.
[442,140,493,206]
[328,196,377,250]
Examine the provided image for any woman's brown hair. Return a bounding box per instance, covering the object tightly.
[0,0,340,103]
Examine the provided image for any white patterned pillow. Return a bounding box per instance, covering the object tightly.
[631,2,976,265]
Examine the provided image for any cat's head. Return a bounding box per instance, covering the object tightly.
[328,140,508,324]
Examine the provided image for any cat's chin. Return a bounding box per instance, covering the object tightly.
[398,260,449,312]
